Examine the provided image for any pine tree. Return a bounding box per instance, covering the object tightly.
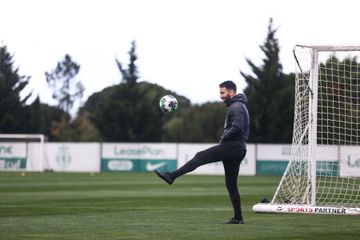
[115,40,139,85]
[241,19,294,143]
[0,45,31,133]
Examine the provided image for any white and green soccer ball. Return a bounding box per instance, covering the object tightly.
[159,95,178,113]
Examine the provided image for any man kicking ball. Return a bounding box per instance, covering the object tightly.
[155,80,250,224]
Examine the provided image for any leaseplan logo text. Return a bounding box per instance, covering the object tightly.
[146,162,167,171]
[114,146,164,157]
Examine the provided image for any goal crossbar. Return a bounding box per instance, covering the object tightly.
[295,45,360,52]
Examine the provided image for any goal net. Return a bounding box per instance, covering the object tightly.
[253,45,360,215]
[0,134,46,171]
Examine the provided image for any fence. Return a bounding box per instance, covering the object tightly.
[0,142,359,176]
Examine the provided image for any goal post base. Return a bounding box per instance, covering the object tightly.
[252,203,360,216]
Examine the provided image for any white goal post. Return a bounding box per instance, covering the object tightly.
[253,45,360,215]
[0,134,45,171]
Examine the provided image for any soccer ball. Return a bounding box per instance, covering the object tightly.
[159,95,178,113]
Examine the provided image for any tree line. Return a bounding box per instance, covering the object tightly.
[0,19,297,143]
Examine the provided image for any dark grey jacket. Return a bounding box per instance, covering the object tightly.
[220,93,250,150]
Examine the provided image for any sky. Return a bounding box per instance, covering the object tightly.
[1,0,360,113]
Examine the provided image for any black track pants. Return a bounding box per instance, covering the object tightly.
[169,142,246,220]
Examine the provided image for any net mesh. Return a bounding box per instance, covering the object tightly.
[272,46,360,208]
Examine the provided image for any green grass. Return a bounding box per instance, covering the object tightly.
[0,172,358,240]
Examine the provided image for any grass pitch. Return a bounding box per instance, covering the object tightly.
[0,172,358,240]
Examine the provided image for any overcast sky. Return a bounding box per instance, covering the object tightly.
[1,0,360,112]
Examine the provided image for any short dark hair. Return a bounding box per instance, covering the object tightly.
[219,80,237,92]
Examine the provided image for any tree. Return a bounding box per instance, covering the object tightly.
[241,18,295,143]
[116,40,139,85]
[0,45,32,133]
[83,41,174,142]
[84,81,191,142]
[317,56,360,145]
[69,110,101,141]
[44,54,85,141]
[35,101,68,141]
[162,102,226,142]
[45,54,84,115]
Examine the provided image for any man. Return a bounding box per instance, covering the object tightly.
[155,80,250,224]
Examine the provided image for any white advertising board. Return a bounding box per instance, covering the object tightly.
[101,143,177,172]
[256,144,291,175]
[45,143,100,172]
[27,143,43,171]
[0,142,26,170]
[257,144,292,161]
[257,144,338,162]
[0,142,26,158]
[256,144,339,175]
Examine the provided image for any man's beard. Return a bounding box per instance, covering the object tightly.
[222,96,231,105]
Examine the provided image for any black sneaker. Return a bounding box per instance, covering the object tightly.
[155,170,174,185]
[225,217,244,224]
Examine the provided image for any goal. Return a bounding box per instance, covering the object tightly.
[0,134,46,171]
[253,45,360,215]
